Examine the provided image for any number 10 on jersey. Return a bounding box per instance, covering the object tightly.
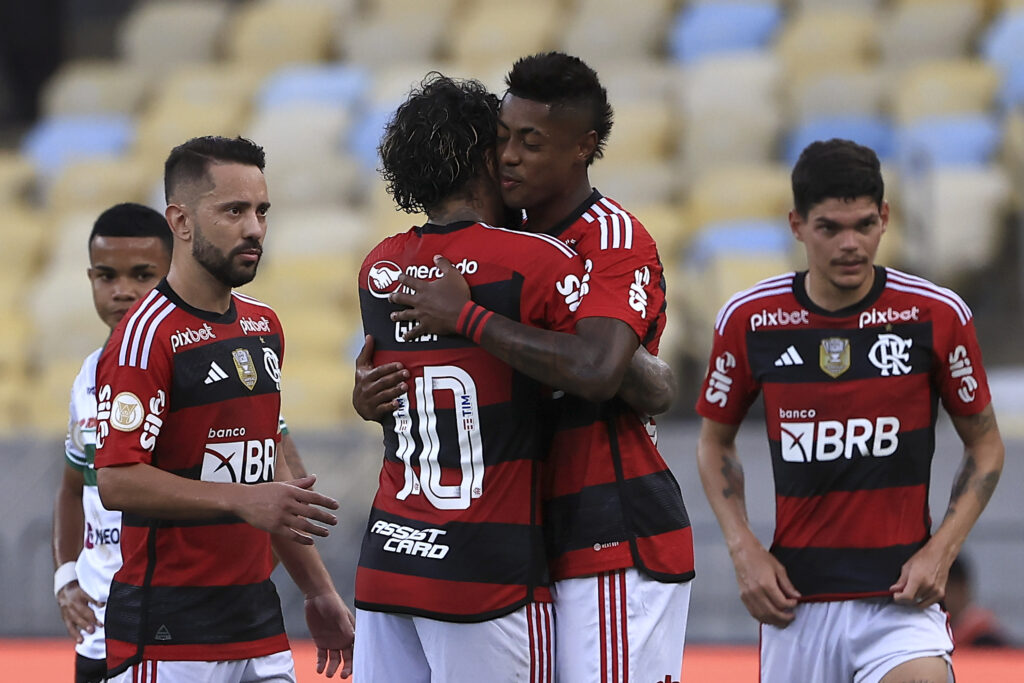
[392,365,484,511]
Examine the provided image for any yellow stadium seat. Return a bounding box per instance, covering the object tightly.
[47,157,160,214]
[675,53,782,119]
[601,99,676,162]
[1004,110,1024,211]
[227,0,338,69]
[338,12,447,66]
[134,100,250,161]
[41,60,150,117]
[890,59,1000,124]
[684,163,793,230]
[0,152,35,205]
[879,0,984,67]
[159,63,268,111]
[26,357,94,435]
[0,310,33,378]
[560,0,674,61]
[263,206,375,260]
[445,2,562,65]
[625,202,691,258]
[276,305,360,360]
[677,110,782,183]
[118,1,231,75]
[279,357,356,429]
[594,59,680,104]
[1,208,50,280]
[776,9,878,80]
[589,160,680,207]
[787,66,886,121]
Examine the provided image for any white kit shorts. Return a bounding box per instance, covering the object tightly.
[105,651,295,683]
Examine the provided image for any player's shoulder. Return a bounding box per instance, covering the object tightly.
[576,194,656,252]
[882,267,973,325]
[362,229,417,270]
[478,222,578,261]
[714,272,798,334]
[104,287,180,369]
[231,290,281,325]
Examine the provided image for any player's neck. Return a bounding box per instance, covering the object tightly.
[166,261,232,314]
[523,178,593,234]
[804,268,876,312]
[427,205,486,226]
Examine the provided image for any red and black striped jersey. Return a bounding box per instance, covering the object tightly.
[541,190,694,582]
[356,220,584,622]
[95,280,288,674]
[696,266,991,600]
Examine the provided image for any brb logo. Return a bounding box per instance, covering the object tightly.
[868,333,913,376]
[750,308,810,331]
[780,416,900,462]
[201,437,276,484]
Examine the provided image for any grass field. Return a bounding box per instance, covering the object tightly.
[1,639,1021,681]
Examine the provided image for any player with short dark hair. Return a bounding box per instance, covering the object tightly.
[95,136,355,682]
[354,73,585,681]
[696,138,1004,683]
[53,203,171,683]
[388,52,693,682]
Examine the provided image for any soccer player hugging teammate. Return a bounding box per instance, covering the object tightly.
[696,139,1004,683]
[354,74,587,682]
[94,136,355,682]
[386,53,694,682]
[52,203,171,683]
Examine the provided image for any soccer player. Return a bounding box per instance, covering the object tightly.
[51,202,311,683]
[695,139,1004,683]
[52,203,171,683]
[354,73,584,681]
[95,136,355,682]
[387,52,693,683]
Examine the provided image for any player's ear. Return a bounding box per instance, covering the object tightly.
[788,209,805,242]
[577,130,598,164]
[165,204,191,241]
[483,146,498,181]
[879,200,889,235]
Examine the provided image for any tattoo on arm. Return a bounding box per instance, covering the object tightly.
[721,454,744,500]
[949,454,976,505]
[974,470,1000,507]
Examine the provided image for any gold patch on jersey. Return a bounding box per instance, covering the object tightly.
[111,392,144,431]
[819,337,850,378]
[232,348,258,390]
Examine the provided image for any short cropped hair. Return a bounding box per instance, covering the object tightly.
[89,202,172,254]
[164,135,265,203]
[379,73,499,215]
[505,52,614,165]
[791,139,884,218]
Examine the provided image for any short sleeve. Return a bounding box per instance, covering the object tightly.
[695,305,760,424]
[934,314,991,417]
[518,235,585,334]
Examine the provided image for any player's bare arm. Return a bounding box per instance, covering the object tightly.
[97,463,339,545]
[618,346,677,416]
[697,417,801,627]
[352,334,408,422]
[890,403,1003,608]
[271,455,356,679]
[390,255,640,403]
[52,464,101,641]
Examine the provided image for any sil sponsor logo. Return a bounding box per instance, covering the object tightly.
[703,351,737,408]
[948,345,979,403]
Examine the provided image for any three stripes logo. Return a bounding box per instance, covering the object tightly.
[774,345,804,367]
[205,361,229,385]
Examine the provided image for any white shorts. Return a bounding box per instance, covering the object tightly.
[353,603,554,683]
[75,600,107,661]
[551,569,691,683]
[105,651,295,683]
[760,598,954,683]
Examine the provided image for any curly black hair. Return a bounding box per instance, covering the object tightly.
[379,73,500,215]
[505,52,614,165]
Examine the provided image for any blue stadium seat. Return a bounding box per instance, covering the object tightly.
[896,114,1002,167]
[668,1,783,63]
[997,60,1024,108]
[20,115,134,177]
[980,9,1024,73]
[686,219,791,268]
[784,116,894,165]
[256,63,370,110]
[347,103,395,170]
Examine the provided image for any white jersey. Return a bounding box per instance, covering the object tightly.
[65,347,122,658]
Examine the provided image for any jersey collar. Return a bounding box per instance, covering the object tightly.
[415,220,478,235]
[542,188,602,239]
[157,279,238,324]
[792,265,887,318]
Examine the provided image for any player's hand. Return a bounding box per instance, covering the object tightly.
[57,581,101,643]
[389,254,470,340]
[305,592,356,678]
[731,541,801,627]
[890,542,950,609]
[352,335,408,421]
[235,476,339,545]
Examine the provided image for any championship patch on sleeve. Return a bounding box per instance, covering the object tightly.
[110,392,145,432]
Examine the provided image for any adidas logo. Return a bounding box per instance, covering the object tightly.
[154,624,172,641]
[774,345,804,367]
[205,361,229,384]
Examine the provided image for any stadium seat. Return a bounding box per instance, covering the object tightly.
[0,153,35,205]
[890,59,1000,124]
[1004,109,1024,210]
[601,100,676,162]
[1,208,49,281]
[41,60,150,117]
[980,8,1024,72]
[346,102,395,171]
[776,9,878,78]
[684,219,793,270]
[626,202,692,257]
[593,59,680,104]
[445,2,562,65]
[684,163,793,230]
[678,109,783,182]
[279,357,357,429]
[562,0,674,62]
[589,160,679,207]
[261,206,373,260]
[134,101,249,163]
[227,0,339,69]
[256,63,369,110]
[667,1,784,63]
[20,114,135,178]
[878,0,983,67]
[47,157,159,214]
[787,66,886,121]
[159,63,268,111]
[896,114,1003,167]
[674,53,782,119]
[791,0,882,8]
[118,0,231,75]
[784,115,896,165]
[337,2,451,66]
